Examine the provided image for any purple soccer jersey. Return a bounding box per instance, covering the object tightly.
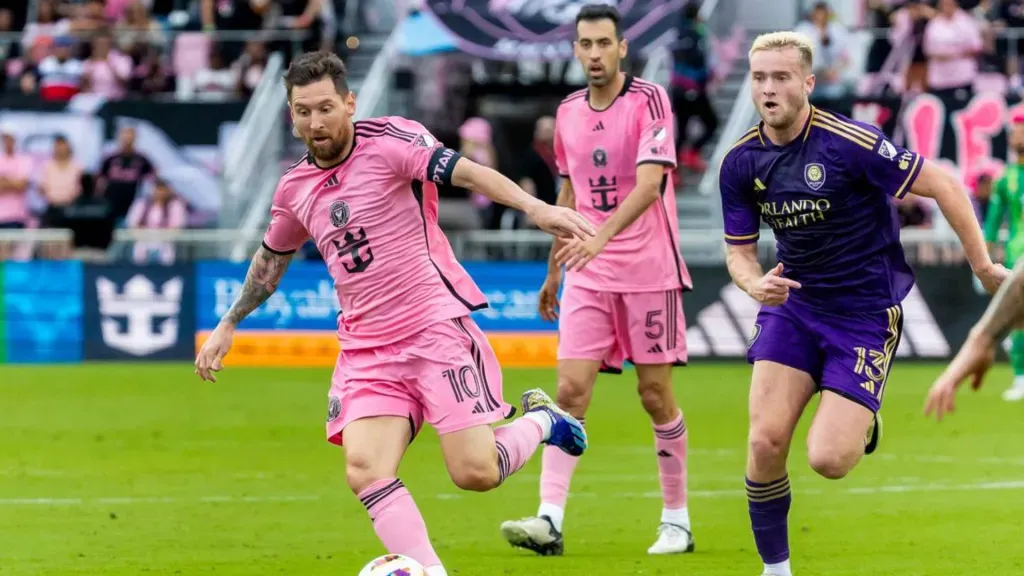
[719,106,922,313]
[719,107,920,411]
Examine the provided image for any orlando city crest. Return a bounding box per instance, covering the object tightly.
[329,200,350,228]
[749,323,762,347]
[804,163,825,191]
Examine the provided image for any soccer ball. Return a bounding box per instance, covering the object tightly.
[357,554,425,576]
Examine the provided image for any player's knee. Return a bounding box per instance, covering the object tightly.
[807,446,856,480]
[748,430,789,471]
[637,379,673,420]
[556,375,591,416]
[345,453,388,494]
[448,457,500,492]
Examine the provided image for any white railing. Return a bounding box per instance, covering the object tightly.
[223,52,287,261]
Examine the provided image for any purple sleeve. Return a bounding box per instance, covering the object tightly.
[849,123,924,200]
[719,151,760,245]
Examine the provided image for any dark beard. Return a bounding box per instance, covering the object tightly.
[308,136,346,164]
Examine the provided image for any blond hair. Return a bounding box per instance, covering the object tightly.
[749,31,814,71]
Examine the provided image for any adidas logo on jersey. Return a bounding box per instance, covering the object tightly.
[648,343,664,354]
[593,121,605,132]
[322,174,340,189]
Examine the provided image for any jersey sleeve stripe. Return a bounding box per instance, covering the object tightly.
[283,153,308,174]
[813,114,878,146]
[894,154,922,199]
[724,232,759,244]
[629,84,665,121]
[354,127,415,142]
[812,114,877,143]
[560,90,587,105]
[814,110,879,140]
[633,79,666,119]
[810,122,874,150]
[261,240,297,255]
[355,120,418,139]
[727,129,759,153]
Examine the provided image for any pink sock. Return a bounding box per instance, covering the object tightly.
[493,417,544,484]
[539,417,584,509]
[358,478,442,568]
[653,412,688,510]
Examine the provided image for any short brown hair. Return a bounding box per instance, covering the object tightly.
[283,51,350,99]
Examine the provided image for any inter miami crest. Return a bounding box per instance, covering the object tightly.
[592,147,608,168]
[327,395,341,422]
[804,163,825,191]
[329,200,350,228]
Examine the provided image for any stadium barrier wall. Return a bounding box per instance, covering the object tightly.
[0,261,999,367]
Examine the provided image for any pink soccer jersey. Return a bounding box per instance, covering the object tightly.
[555,75,692,293]
[262,116,487,349]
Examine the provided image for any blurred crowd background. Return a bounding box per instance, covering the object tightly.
[0,0,1020,266]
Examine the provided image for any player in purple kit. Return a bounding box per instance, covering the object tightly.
[720,32,1007,576]
[193,51,594,576]
[500,4,695,558]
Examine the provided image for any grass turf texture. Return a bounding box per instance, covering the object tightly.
[2,363,1024,575]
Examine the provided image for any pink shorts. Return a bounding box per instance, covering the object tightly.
[557,285,687,373]
[326,316,514,446]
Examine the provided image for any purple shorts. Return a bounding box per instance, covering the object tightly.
[747,301,904,413]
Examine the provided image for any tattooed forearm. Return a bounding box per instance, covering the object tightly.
[222,246,293,327]
[976,259,1024,342]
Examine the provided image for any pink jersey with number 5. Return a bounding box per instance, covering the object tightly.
[262,116,487,349]
[555,75,692,293]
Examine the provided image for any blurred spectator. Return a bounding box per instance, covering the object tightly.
[278,0,325,54]
[924,0,982,100]
[95,125,155,222]
[973,171,993,224]
[796,2,851,99]
[0,125,31,230]
[39,135,83,229]
[133,46,173,95]
[515,116,558,213]
[459,117,498,227]
[895,193,931,228]
[235,40,267,97]
[115,1,167,65]
[68,0,110,34]
[202,0,270,62]
[81,30,133,100]
[18,69,40,95]
[126,178,187,265]
[891,0,936,93]
[863,0,897,74]
[194,44,239,99]
[0,9,16,91]
[37,36,83,101]
[21,0,71,54]
[671,1,718,173]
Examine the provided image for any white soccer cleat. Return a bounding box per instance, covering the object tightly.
[1002,384,1024,402]
[647,523,695,555]
[499,515,563,556]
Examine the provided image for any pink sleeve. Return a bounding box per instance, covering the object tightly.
[635,85,677,168]
[126,199,144,227]
[554,111,568,177]
[923,21,956,57]
[261,180,308,254]
[376,117,461,185]
[168,198,187,228]
[964,16,983,51]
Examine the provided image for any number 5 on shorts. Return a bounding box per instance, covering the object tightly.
[645,310,664,339]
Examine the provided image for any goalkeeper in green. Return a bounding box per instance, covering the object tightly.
[984,117,1024,401]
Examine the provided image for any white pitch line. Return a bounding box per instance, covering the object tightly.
[4,480,1024,507]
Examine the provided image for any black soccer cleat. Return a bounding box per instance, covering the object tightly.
[499,515,564,556]
[865,411,882,455]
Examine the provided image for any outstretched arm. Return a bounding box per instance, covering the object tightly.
[546,179,575,275]
[971,259,1024,345]
[222,245,294,327]
[909,161,1004,292]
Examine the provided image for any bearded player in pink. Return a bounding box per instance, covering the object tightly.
[194,51,593,575]
[500,5,695,558]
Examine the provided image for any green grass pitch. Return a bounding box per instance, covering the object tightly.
[3,362,1024,575]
